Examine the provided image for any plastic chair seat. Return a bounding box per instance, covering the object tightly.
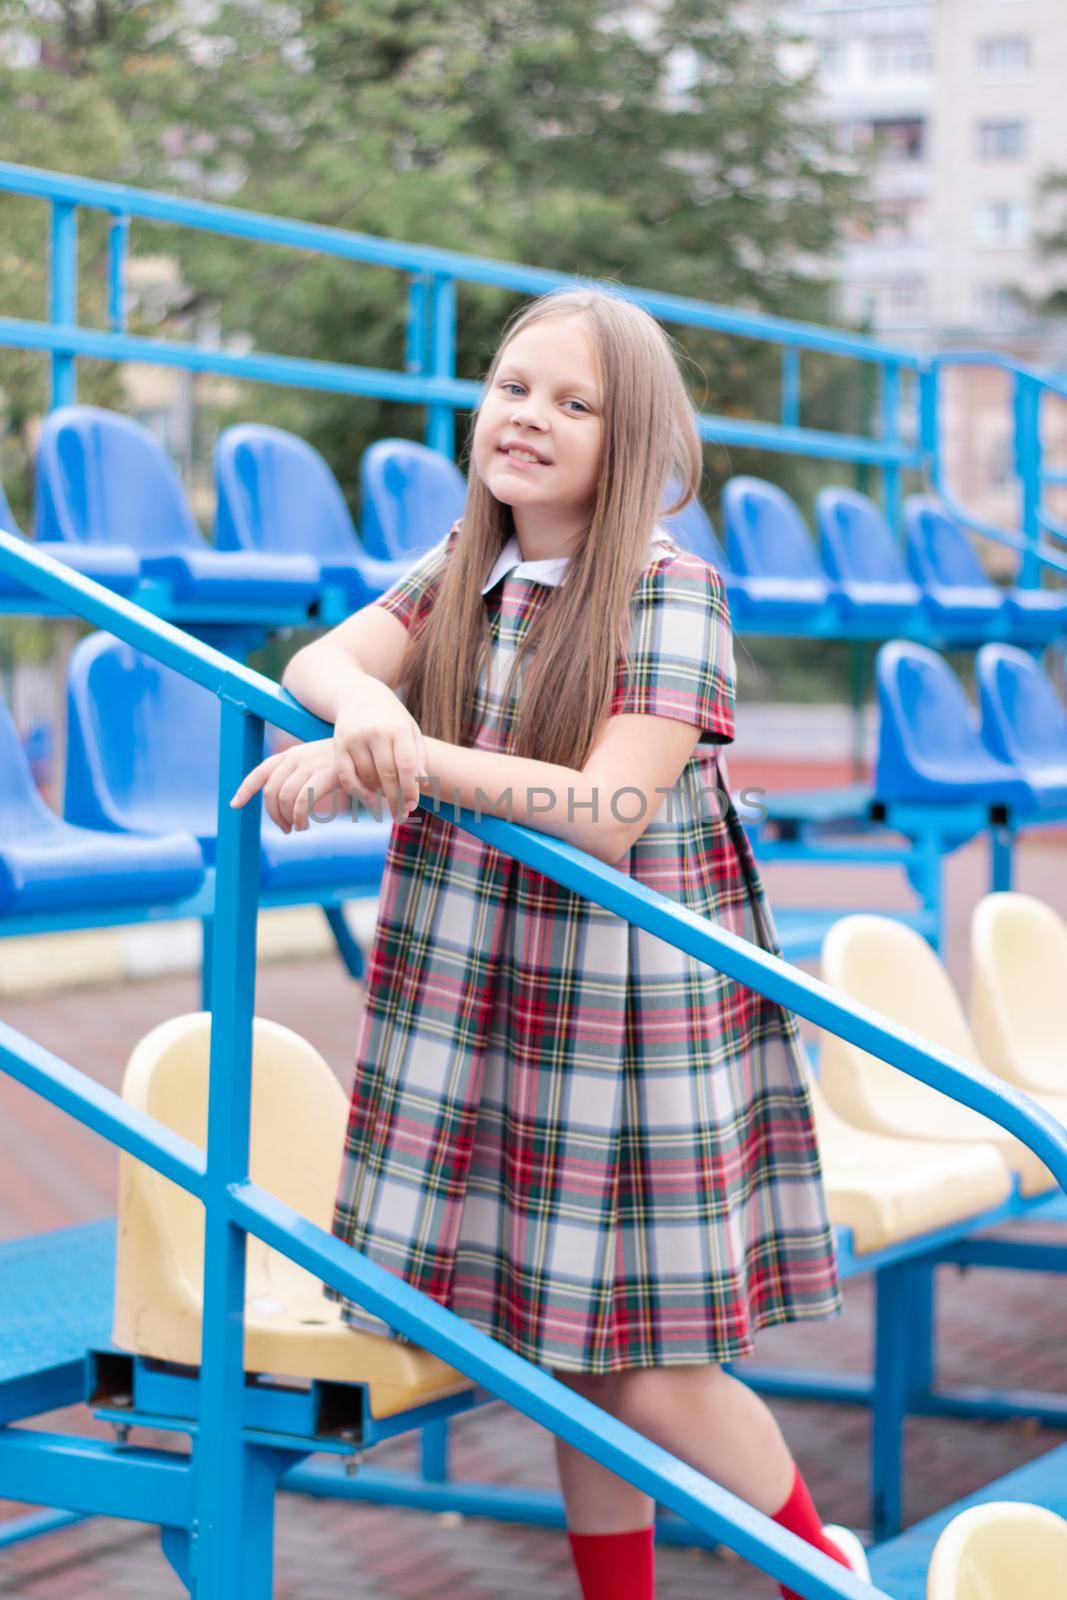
[820,916,1056,1197]
[812,1082,1011,1255]
[0,690,204,916]
[0,539,141,599]
[833,579,923,628]
[0,811,203,917]
[904,497,1007,639]
[114,1013,474,1420]
[1006,587,1067,646]
[140,547,320,607]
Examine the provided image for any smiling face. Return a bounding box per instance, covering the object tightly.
[471,314,605,551]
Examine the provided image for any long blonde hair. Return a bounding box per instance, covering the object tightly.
[396,287,703,770]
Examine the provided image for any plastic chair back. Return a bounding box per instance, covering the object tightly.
[113,1012,348,1362]
[971,892,1067,1096]
[905,496,993,591]
[722,476,826,583]
[660,483,730,572]
[36,406,202,551]
[817,487,915,587]
[360,438,466,561]
[66,632,220,841]
[216,424,360,559]
[977,643,1067,772]
[875,640,1031,805]
[819,914,986,1138]
[926,1501,1067,1600]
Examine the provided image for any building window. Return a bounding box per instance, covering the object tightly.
[974,284,1024,330]
[976,120,1027,160]
[875,278,928,327]
[867,34,934,75]
[817,38,848,76]
[976,36,1031,82]
[870,118,927,162]
[972,200,1032,247]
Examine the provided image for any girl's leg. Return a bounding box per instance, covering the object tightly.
[550,1369,655,1600]
[612,1365,855,1599]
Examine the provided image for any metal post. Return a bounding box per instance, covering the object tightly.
[194,697,271,1597]
[426,274,457,460]
[880,361,902,537]
[48,201,78,408]
[780,347,800,429]
[107,215,129,334]
[1014,371,1042,591]
[405,272,430,375]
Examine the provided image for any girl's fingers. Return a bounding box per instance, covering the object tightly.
[292,767,343,831]
[230,751,287,807]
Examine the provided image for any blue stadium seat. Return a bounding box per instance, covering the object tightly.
[215,424,408,608]
[875,640,1032,808]
[721,476,835,628]
[977,643,1067,810]
[65,633,393,894]
[0,473,140,599]
[660,485,731,572]
[816,487,923,629]
[36,407,320,610]
[904,497,1007,640]
[0,692,203,917]
[360,438,467,561]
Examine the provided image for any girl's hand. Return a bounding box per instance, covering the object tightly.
[333,682,429,822]
[230,739,376,833]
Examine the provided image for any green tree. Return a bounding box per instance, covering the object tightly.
[1,0,869,517]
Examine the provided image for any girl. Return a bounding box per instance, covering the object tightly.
[231,286,868,1599]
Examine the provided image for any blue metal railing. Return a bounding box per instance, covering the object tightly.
[7,160,1067,588]
[2,528,1067,1598]
[0,160,921,509]
[925,351,1067,585]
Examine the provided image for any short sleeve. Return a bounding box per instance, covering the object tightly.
[371,521,461,631]
[609,553,735,744]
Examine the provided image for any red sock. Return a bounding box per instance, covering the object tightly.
[567,1525,655,1600]
[771,1466,852,1600]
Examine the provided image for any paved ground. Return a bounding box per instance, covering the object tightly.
[1,824,1066,1596]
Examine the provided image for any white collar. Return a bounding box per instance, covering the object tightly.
[481,528,676,595]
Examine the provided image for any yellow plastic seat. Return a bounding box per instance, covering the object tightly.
[972,893,1067,1098]
[113,1012,475,1419]
[926,1501,1067,1599]
[808,1072,1012,1256]
[819,916,1063,1197]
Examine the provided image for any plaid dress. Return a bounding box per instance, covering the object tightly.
[325,523,840,1372]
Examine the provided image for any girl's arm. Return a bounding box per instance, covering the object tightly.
[419,712,702,867]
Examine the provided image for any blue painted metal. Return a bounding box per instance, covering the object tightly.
[107,215,129,333]
[48,199,77,406]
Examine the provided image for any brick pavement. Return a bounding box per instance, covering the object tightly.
[1,830,1066,1595]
